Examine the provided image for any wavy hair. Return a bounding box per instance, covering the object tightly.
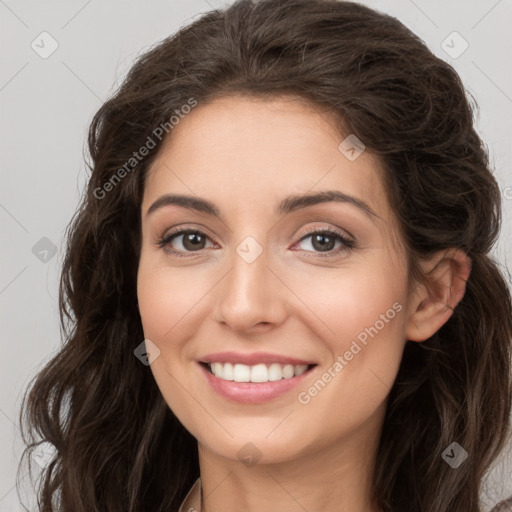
[18,0,512,510]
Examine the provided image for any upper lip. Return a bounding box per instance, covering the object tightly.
[199,351,317,366]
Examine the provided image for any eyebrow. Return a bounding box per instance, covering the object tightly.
[146,190,380,221]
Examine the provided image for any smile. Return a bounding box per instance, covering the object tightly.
[198,360,319,403]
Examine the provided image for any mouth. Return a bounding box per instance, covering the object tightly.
[196,351,319,403]
[199,361,318,383]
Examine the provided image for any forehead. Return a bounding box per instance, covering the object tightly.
[143,94,388,219]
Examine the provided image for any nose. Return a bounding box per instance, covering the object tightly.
[213,243,288,332]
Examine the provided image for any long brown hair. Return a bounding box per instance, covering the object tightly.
[18,0,512,510]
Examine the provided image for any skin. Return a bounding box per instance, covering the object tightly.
[137,95,471,512]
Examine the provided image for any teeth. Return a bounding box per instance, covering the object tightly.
[233,363,250,382]
[222,362,234,380]
[208,362,310,382]
[268,363,283,381]
[250,364,268,383]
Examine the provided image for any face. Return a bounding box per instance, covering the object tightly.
[137,94,411,465]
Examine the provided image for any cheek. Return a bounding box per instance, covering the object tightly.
[291,258,406,348]
[136,254,213,342]
[136,256,207,430]
[290,262,407,420]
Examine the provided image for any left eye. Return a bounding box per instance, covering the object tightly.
[293,229,354,255]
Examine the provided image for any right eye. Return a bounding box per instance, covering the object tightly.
[157,229,215,256]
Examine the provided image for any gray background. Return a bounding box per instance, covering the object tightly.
[1,0,511,510]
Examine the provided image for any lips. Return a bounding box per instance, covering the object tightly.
[197,351,319,403]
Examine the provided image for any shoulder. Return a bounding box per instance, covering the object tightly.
[490,497,512,512]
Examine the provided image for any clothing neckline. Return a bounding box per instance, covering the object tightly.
[177,477,202,512]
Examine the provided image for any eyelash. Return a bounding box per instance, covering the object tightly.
[156,226,355,258]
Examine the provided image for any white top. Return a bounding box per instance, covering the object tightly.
[177,477,202,512]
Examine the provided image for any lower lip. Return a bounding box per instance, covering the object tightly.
[198,362,317,404]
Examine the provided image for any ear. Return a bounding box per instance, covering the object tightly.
[405,249,471,342]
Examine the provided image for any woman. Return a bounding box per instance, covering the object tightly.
[19,0,512,510]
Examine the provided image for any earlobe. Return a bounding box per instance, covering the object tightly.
[405,249,471,342]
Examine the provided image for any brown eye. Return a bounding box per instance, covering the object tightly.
[158,229,214,255]
[310,233,336,252]
[294,229,354,256]
[180,231,207,251]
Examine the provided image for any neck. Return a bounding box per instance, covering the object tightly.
[197,404,385,512]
